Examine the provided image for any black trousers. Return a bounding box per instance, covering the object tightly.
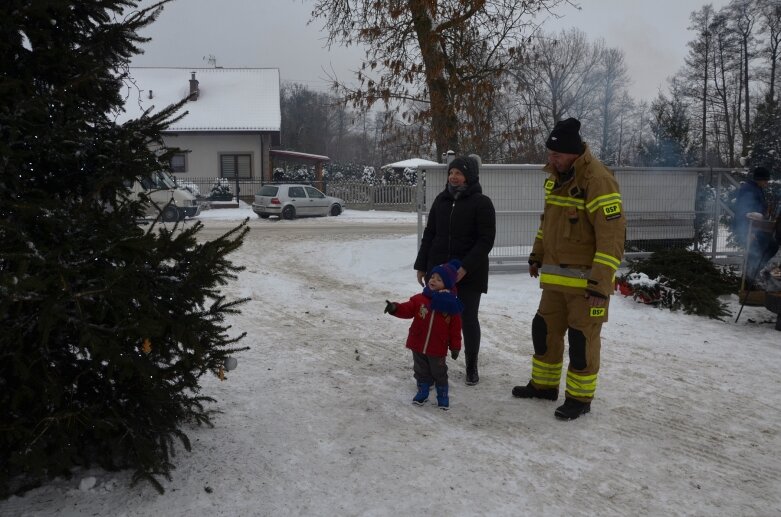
[458,288,482,363]
[412,351,448,386]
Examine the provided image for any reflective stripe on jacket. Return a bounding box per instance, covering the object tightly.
[530,145,625,297]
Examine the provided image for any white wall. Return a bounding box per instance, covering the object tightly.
[161,132,264,179]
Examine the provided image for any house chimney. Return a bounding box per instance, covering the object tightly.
[148,89,153,99]
[189,71,199,101]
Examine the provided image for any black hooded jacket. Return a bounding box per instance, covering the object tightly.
[414,176,496,293]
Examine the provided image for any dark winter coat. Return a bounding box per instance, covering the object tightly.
[733,180,769,246]
[414,182,496,293]
[392,292,462,357]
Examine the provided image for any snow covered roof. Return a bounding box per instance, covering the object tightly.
[382,158,440,169]
[118,67,281,132]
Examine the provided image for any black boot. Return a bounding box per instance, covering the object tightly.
[511,381,558,400]
[465,354,479,386]
[554,398,591,420]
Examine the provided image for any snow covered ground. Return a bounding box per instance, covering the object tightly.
[2,207,780,517]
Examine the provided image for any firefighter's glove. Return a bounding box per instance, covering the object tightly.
[451,349,460,360]
[384,300,397,314]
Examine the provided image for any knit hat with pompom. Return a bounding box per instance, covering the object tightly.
[430,259,462,289]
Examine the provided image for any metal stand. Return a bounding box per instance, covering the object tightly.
[736,217,777,323]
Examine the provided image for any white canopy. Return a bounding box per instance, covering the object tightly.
[381,158,440,169]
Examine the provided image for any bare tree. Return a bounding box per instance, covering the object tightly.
[310,0,572,157]
[709,11,743,166]
[595,46,630,163]
[729,0,759,154]
[613,93,638,165]
[757,0,781,103]
[685,4,716,166]
[511,28,604,143]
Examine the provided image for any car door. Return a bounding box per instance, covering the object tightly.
[287,186,308,215]
[304,186,330,216]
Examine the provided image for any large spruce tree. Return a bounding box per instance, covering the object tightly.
[0,0,249,495]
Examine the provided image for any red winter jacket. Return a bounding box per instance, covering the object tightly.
[392,292,462,357]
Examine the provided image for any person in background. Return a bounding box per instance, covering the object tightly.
[512,118,625,421]
[384,260,464,410]
[733,166,778,286]
[414,155,496,386]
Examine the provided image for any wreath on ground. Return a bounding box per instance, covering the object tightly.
[616,248,740,320]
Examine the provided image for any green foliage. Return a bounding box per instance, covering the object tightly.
[636,91,699,167]
[618,249,740,320]
[750,99,781,177]
[0,0,249,495]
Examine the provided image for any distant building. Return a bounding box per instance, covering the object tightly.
[119,67,281,181]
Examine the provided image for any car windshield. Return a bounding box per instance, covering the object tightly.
[155,171,177,189]
[141,171,176,190]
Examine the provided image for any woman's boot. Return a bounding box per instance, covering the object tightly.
[465,353,479,386]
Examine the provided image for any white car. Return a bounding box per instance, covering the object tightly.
[252,184,344,220]
[124,171,201,222]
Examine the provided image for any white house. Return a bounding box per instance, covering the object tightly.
[119,67,281,182]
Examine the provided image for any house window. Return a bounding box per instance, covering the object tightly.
[170,153,187,173]
[220,153,252,179]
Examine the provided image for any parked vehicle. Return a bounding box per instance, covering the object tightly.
[252,184,344,220]
[125,171,201,222]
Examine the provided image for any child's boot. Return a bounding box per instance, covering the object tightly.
[435,384,449,410]
[412,382,431,405]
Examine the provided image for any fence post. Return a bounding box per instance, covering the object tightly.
[711,168,720,261]
[416,178,424,249]
[370,184,375,211]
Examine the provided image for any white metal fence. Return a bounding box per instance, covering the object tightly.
[176,168,755,273]
[174,177,417,211]
[415,164,745,272]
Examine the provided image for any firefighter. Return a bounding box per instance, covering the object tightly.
[512,118,625,420]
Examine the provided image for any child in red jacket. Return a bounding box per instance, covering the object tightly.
[384,259,463,410]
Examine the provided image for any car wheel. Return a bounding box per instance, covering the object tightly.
[259,213,270,219]
[330,204,342,216]
[282,205,296,220]
[162,206,179,222]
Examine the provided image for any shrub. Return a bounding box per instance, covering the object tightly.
[617,249,740,320]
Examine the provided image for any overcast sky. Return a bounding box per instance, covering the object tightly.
[131,0,731,101]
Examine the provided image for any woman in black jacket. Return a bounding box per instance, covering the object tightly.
[414,155,496,385]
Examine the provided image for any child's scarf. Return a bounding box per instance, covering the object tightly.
[423,286,464,315]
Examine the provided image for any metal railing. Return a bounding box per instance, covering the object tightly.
[173,176,417,211]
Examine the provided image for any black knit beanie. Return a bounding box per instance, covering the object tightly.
[753,166,770,181]
[448,155,480,185]
[546,118,585,155]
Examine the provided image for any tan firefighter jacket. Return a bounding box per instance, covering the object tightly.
[529,145,625,298]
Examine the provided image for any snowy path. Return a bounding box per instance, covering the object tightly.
[2,218,780,516]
